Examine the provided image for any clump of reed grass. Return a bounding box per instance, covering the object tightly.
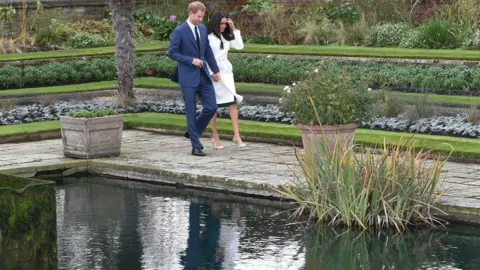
[275,135,452,232]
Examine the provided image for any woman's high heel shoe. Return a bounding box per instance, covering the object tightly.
[232,137,246,147]
[211,138,224,150]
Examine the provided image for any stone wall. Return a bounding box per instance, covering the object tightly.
[1,0,109,37]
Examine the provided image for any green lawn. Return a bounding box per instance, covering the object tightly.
[1,113,478,158]
[2,42,480,63]
[1,77,478,107]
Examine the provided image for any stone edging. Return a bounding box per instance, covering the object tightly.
[0,158,479,226]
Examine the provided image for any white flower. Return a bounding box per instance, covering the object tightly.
[368,88,372,91]
[292,82,296,86]
[279,98,283,103]
[283,85,290,91]
[286,89,290,93]
[314,68,318,73]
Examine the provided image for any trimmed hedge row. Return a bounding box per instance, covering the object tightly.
[2,54,480,95]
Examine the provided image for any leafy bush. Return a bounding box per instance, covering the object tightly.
[415,18,470,49]
[321,2,362,24]
[279,66,376,125]
[133,9,181,41]
[399,29,424,49]
[275,137,450,231]
[364,23,410,47]
[68,108,118,118]
[68,19,114,38]
[463,30,480,50]
[68,33,114,49]
[35,19,73,46]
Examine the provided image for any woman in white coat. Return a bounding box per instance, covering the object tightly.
[207,12,246,149]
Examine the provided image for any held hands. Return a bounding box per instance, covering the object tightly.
[212,73,221,82]
[192,58,204,68]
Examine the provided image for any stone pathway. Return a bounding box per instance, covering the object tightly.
[1,130,480,221]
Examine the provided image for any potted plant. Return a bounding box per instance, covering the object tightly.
[279,65,376,154]
[60,108,123,159]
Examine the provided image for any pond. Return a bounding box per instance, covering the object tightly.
[4,176,480,269]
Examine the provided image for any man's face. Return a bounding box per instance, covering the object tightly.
[189,10,205,25]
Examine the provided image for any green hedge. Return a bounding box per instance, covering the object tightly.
[2,54,480,94]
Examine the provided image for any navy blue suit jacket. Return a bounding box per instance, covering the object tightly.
[167,22,220,87]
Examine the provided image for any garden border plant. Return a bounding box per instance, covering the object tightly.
[3,55,480,97]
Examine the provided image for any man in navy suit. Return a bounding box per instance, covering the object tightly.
[168,1,221,156]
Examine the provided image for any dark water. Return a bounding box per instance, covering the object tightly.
[53,177,480,270]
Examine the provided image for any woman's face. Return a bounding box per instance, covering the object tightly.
[220,17,227,33]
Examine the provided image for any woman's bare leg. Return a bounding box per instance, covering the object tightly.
[229,104,245,146]
[209,113,223,149]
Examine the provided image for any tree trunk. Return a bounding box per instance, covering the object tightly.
[111,0,136,105]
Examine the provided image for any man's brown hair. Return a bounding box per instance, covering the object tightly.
[188,1,206,14]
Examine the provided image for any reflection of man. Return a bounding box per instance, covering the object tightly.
[181,202,222,269]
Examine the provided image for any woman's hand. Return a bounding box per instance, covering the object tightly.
[227,18,236,31]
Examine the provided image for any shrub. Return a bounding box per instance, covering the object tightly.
[321,2,362,24]
[415,18,470,49]
[35,19,73,46]
[68,19,114,38]
[279,66,376,126]
[463,30,480,50]
[364,23,410,47]
[399,29,424,48]
[275,137,450,231]
[133,9,181,41]
[68,33,114,49]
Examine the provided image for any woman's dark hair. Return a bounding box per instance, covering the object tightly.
[207,11,235,50]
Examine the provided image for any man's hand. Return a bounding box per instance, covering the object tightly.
[192,58,203,68]
[212,73,221,82]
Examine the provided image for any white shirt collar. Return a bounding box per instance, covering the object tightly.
[186,20,196,30]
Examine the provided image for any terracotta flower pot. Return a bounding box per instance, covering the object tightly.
[296,123,358,155]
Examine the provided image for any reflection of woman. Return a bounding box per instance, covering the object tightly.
[218,206,243,269]
[207,12,246,149]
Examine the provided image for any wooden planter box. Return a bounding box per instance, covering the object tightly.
[60,115,123,159]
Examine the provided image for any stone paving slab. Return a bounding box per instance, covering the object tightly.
[1,130,480,223]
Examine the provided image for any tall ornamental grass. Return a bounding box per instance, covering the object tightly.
[276,135,452,232]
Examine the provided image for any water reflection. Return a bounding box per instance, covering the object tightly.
[54,178,480,270]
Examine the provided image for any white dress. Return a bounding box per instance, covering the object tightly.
[207,29,244,107]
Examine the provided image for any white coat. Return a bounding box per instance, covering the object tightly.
[207,29,244,106]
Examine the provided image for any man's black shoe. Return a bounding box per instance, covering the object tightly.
[191,147,206,156]
[184,131,203,149]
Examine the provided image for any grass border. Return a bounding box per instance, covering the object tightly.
[2,42,480,63]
